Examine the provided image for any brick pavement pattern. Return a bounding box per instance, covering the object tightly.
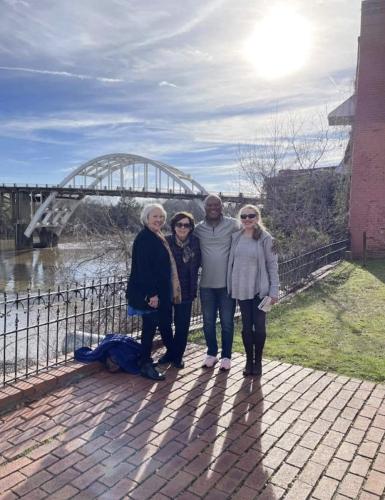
[0,344,384,499]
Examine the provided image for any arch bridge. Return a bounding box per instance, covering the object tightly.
[24,154,210,245]
[0,154,257,248]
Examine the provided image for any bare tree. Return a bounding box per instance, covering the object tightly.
[238,112,350,256]
[239,116,290,196]
[63,197,142,278]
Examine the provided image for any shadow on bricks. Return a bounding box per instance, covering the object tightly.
[1,343,385,499]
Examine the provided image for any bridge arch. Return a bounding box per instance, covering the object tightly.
[24,154,208,241]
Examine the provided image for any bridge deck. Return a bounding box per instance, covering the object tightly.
[0,184,258,203]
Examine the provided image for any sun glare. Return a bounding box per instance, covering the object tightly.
[244,6,312,80]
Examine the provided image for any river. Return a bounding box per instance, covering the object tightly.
[0,238,129,294]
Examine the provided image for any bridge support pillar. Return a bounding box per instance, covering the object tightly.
[38,228,59,248]
[11,191,33,250]
[15,223,33,250]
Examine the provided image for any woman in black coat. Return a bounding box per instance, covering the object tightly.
[126,203,181,381]
[159,212,201,369]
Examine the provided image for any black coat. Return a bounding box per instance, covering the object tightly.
[126,227,171,310]
[166,234,201,302]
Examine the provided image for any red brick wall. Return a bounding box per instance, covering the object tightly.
[350,0,385,258]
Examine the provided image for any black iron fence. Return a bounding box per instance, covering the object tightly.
[278,238,349,295]
[0,238,349,386]
[0,279,204,386]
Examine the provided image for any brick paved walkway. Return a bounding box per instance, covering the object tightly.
[0,344,384,499]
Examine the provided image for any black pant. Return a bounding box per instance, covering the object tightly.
[173,301,193,363]
[238,296,266,362]
[141,303,173,364]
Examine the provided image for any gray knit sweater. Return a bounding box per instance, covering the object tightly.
[227,229,279,299]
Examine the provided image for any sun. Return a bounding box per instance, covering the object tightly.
[244,6,312,80]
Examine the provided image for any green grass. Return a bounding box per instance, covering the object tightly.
[190,260,385,382]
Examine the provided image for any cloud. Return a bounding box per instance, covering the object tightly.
[0,0,361,190]
[0,112,146,148]
[130,0,227,49]
[3,0,30,6]
[0,66,123,83]
[0,112,142,133]
[158,80,178,88]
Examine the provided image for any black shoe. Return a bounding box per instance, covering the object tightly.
[138,357,154,368]
[140,363,166,381]
[243,361,253,377]
[157,353,173,365]
[173,360,185,369]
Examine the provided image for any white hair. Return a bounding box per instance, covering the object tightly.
[140,203,167,226]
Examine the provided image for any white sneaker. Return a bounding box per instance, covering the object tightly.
[202,355,218,368]
[220,357,231,371]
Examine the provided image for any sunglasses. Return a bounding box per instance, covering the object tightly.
[175,222,191,228]
[240,213,257,220]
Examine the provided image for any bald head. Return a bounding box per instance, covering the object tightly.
[204,194,222,207]
[204,194,223,223]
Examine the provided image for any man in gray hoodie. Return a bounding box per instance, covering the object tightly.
[194,194,240,371]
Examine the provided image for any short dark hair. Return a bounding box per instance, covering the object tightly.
[170,211,195,234]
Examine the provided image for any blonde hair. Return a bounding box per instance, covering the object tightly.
[239,204,265,240]
[239,204,265,229]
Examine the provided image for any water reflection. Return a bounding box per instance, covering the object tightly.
[0,240,126,293]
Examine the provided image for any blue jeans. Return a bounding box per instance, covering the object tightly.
[200,287,236,359]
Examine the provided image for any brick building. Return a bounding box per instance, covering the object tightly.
[329,0,385,258]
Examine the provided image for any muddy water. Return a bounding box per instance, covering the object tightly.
[0,239,129,293]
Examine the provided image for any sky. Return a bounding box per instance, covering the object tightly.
[0,0,362,193]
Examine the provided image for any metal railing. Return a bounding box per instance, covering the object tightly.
[278,238,349,296]
[0,238,349,386]
[0,278,204,386]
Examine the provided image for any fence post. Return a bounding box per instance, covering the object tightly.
[362,231,367,267]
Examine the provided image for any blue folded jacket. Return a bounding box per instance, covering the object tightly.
[75,333,141,374]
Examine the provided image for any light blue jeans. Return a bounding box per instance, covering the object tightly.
[200,287,236,359]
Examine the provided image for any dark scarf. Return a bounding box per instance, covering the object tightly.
[174,235,193,264]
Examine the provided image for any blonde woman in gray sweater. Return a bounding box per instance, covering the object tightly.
[227,205,279,377]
